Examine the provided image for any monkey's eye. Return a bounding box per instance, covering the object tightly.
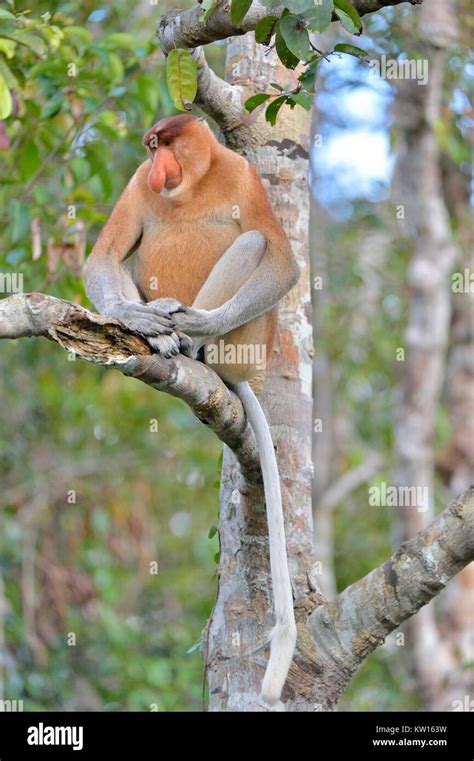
[162,139,172,147]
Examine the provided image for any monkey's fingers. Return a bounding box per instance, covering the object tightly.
[120,313,175,336]
[121,303,175,323]
[171,307,214,336]
[148,333,180,357]
[145,298,188,316]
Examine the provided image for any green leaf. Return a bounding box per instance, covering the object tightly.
[108,52,125,83]
[0,70,12,118]
[298,56,323,90]
[0,37,15,58]
[304,0,334,32]
[245,92,271,112]
[63,26,93,44]
[208,525,218,539]
[334,42,368,59]
[10,30,47,55]
[104,32,136,50]
[255,15,279,44]
[285,0,314,12]
[334,0,362,33]
[231,0,253,25]
[334,8,356,33]
[0,56,18,88]
[279,13,312,62]
[265,95,287,126]
[18,141,41,182]
[289,90,313,110]
[275,29,299,69]
[10,200,30,244]
[40,95,63,120]
[166,48,198,111]
[201,0,219,21]
[0,10,15,21]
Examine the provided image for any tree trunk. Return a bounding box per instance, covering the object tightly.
[205,35,322,712]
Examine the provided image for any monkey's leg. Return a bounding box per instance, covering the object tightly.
[193,231,266,311]
[182,230,267,361]
[188,231,276,382]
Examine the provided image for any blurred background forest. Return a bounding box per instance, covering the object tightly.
[0,0,472,711]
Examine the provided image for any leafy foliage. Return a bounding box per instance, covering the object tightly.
[0,2,173,278]
[192,0,368,124]
[0,0,220,713]
[242,1,366,124]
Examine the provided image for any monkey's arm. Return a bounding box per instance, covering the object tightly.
[84,183,144,314]
[84,182,184,349]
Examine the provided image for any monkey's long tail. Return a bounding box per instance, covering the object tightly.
[234,382,297,707]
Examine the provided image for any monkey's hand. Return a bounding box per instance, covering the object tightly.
[144,298,187,318]
[140,299,194,357]
[170,306,219,337]
[108,299,187,358]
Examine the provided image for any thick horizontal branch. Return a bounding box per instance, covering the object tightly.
[0,293,261,483]
[157,0,423,54]
[309,487,474,685]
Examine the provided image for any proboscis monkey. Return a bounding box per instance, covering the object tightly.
[84,114,299,707]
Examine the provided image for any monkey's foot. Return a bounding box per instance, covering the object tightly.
[148,330,194,358]
[148,333,180,357]
[176,331,194,357]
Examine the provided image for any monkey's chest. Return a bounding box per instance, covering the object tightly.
[134,220,240,305]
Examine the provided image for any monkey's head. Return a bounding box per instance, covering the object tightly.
[143,114,215,198]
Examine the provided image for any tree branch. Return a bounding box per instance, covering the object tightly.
[0,293,261,484]
[192,47,243,129]
[157,1,424,53]
[308,487,474,694]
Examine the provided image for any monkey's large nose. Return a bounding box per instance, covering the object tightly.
[148,148,181,194]
[148,158,166,193]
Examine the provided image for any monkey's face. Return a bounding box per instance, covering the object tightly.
[143,115,213,199]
